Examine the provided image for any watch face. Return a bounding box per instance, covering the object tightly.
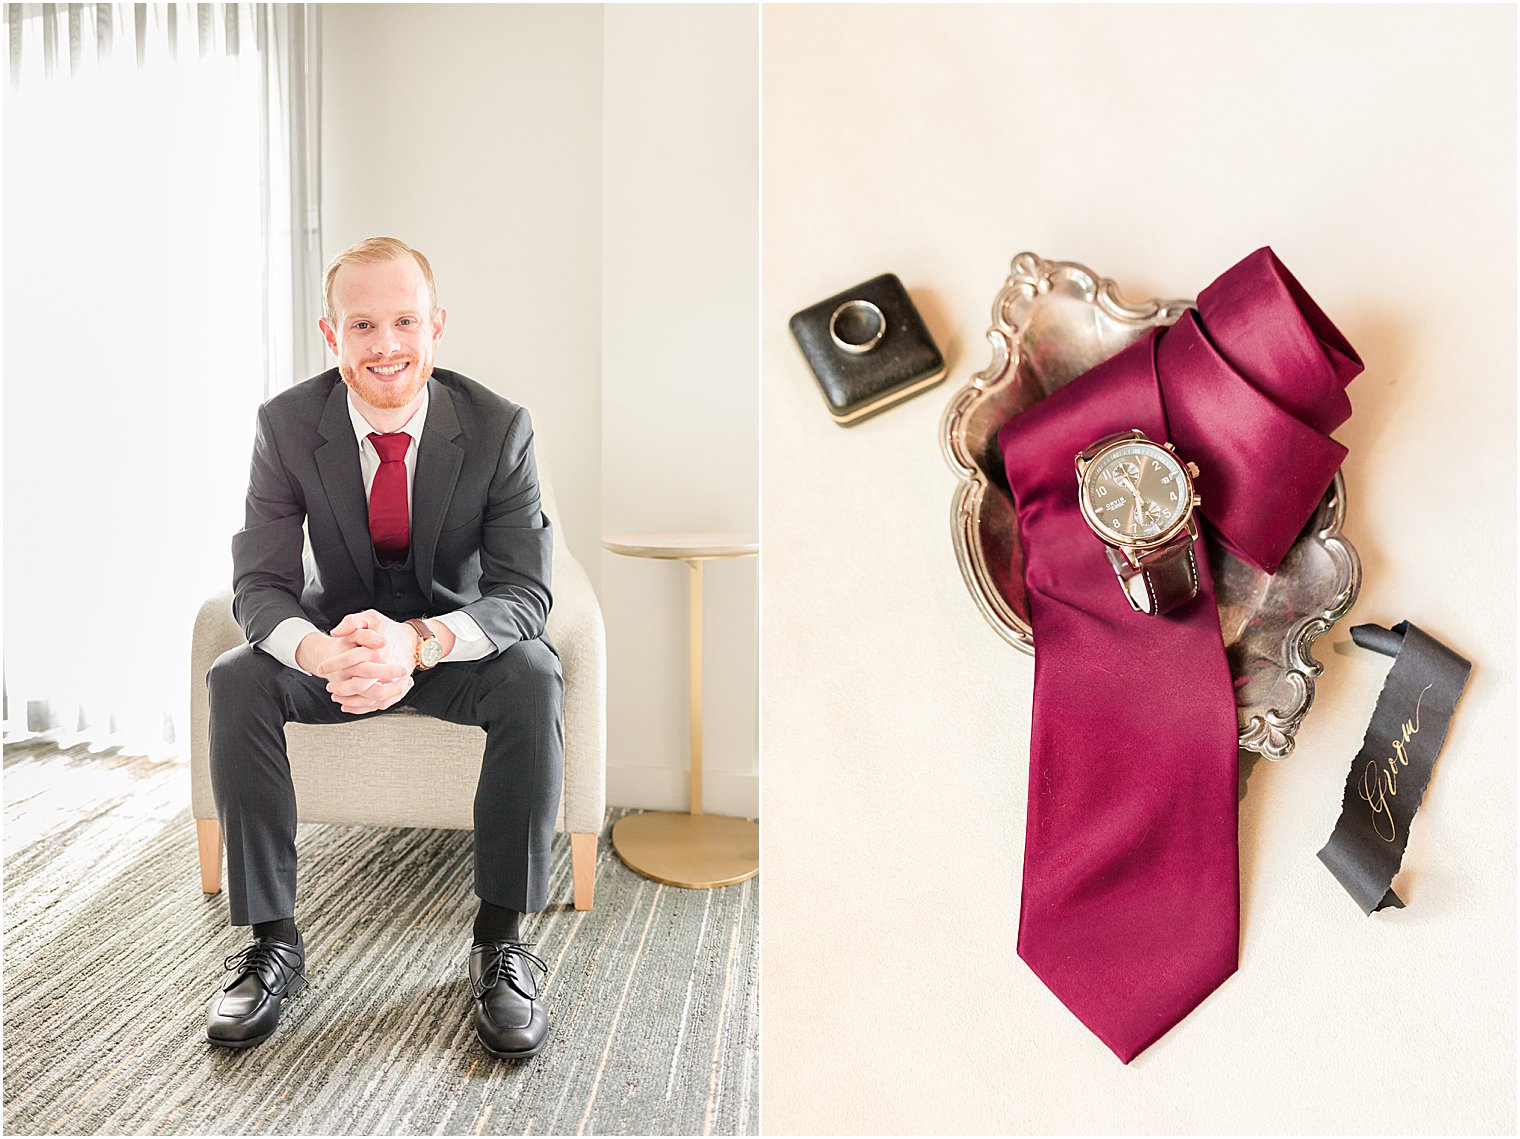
[1079,439,1193,545]
[419,638,444,668]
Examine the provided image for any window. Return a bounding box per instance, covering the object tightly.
[4,4,319,753]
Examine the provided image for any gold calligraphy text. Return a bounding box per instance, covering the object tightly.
[1358,682,1433,843]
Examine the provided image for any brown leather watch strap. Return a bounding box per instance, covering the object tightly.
[1105,531,1199,616]
[1076,430,1140,464]
[1137,536,1199,615]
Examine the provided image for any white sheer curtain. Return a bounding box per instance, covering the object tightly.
[3,3,322,755]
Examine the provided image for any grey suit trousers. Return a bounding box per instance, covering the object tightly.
[207,638,564,927]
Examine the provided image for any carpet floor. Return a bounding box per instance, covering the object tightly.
[2,740,759,1135]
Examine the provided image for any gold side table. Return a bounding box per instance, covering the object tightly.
[601,531,759,888]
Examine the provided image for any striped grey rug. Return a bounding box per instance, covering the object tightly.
[2,741,758,1135]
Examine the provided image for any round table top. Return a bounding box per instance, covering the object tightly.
[601,531,760,560]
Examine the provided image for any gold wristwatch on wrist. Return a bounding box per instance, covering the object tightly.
[406,618,444,670]
[1075,429,1203,616]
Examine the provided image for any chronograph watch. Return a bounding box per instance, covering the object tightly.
[1075,429,1203,616]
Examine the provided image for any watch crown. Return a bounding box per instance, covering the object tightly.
[1194,495,1203,509]
[1186,461,1200,478]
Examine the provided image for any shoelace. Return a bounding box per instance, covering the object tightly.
[471,941,549,1002]
[222,939,309,997]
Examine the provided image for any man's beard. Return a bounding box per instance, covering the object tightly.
[340,358,432,410]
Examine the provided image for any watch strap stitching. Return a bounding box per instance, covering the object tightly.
[1139,539,1198,615]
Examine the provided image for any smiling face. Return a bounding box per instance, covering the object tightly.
[319,255,446,419]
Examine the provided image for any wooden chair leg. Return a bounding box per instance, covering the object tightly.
[197,818,223,894]
[570,832,597,911]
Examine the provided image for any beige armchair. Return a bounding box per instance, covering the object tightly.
[188,451,606,910]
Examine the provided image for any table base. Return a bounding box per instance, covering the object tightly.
[611,811,759,889]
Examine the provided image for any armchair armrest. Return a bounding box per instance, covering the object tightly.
[546,548,608,833]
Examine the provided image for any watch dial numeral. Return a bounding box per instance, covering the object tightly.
[1089,441,1190,541]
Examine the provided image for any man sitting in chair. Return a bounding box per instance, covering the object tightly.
[205,236,562,1059]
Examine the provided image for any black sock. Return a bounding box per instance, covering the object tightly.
[473,900,522,943]
[253,917,299,944]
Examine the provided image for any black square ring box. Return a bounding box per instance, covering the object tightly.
[788,273,947,426]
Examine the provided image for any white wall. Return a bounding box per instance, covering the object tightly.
[321,4,605,577]
[600,6,760,816]
[322,4,759,815]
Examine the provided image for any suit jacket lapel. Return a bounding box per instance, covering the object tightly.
[412,376,464,600]
[313,380,375,595]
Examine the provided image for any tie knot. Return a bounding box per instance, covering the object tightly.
[368,432,410,463]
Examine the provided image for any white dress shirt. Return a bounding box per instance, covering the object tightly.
[257,387,492,674]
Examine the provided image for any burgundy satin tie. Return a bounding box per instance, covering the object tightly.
[368,431,411,560]
[997,249,1362,1062]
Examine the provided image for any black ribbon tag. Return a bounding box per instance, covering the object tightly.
[1317,620,1471,914]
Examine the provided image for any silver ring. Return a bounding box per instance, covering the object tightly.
[828,299,886,355]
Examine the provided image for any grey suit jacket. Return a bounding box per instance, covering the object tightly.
[230,367,553,658]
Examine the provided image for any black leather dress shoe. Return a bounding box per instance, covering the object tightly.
[468,940,549,1059]
[206,933,307,1048]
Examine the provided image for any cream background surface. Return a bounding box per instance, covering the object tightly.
[761,5,1515,1134]
[323,5,759,814]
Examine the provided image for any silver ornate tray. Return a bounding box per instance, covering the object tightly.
[942,253,1360,759]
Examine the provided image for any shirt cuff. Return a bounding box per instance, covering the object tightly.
[431,611,492,662]
[258,616,321,674]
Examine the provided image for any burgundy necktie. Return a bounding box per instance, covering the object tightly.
[997,249,1362,1062]
[367,431,411,560]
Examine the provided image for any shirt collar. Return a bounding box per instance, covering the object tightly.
[347,383,430,450]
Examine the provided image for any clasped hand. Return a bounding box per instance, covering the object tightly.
[310,610,417,715]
